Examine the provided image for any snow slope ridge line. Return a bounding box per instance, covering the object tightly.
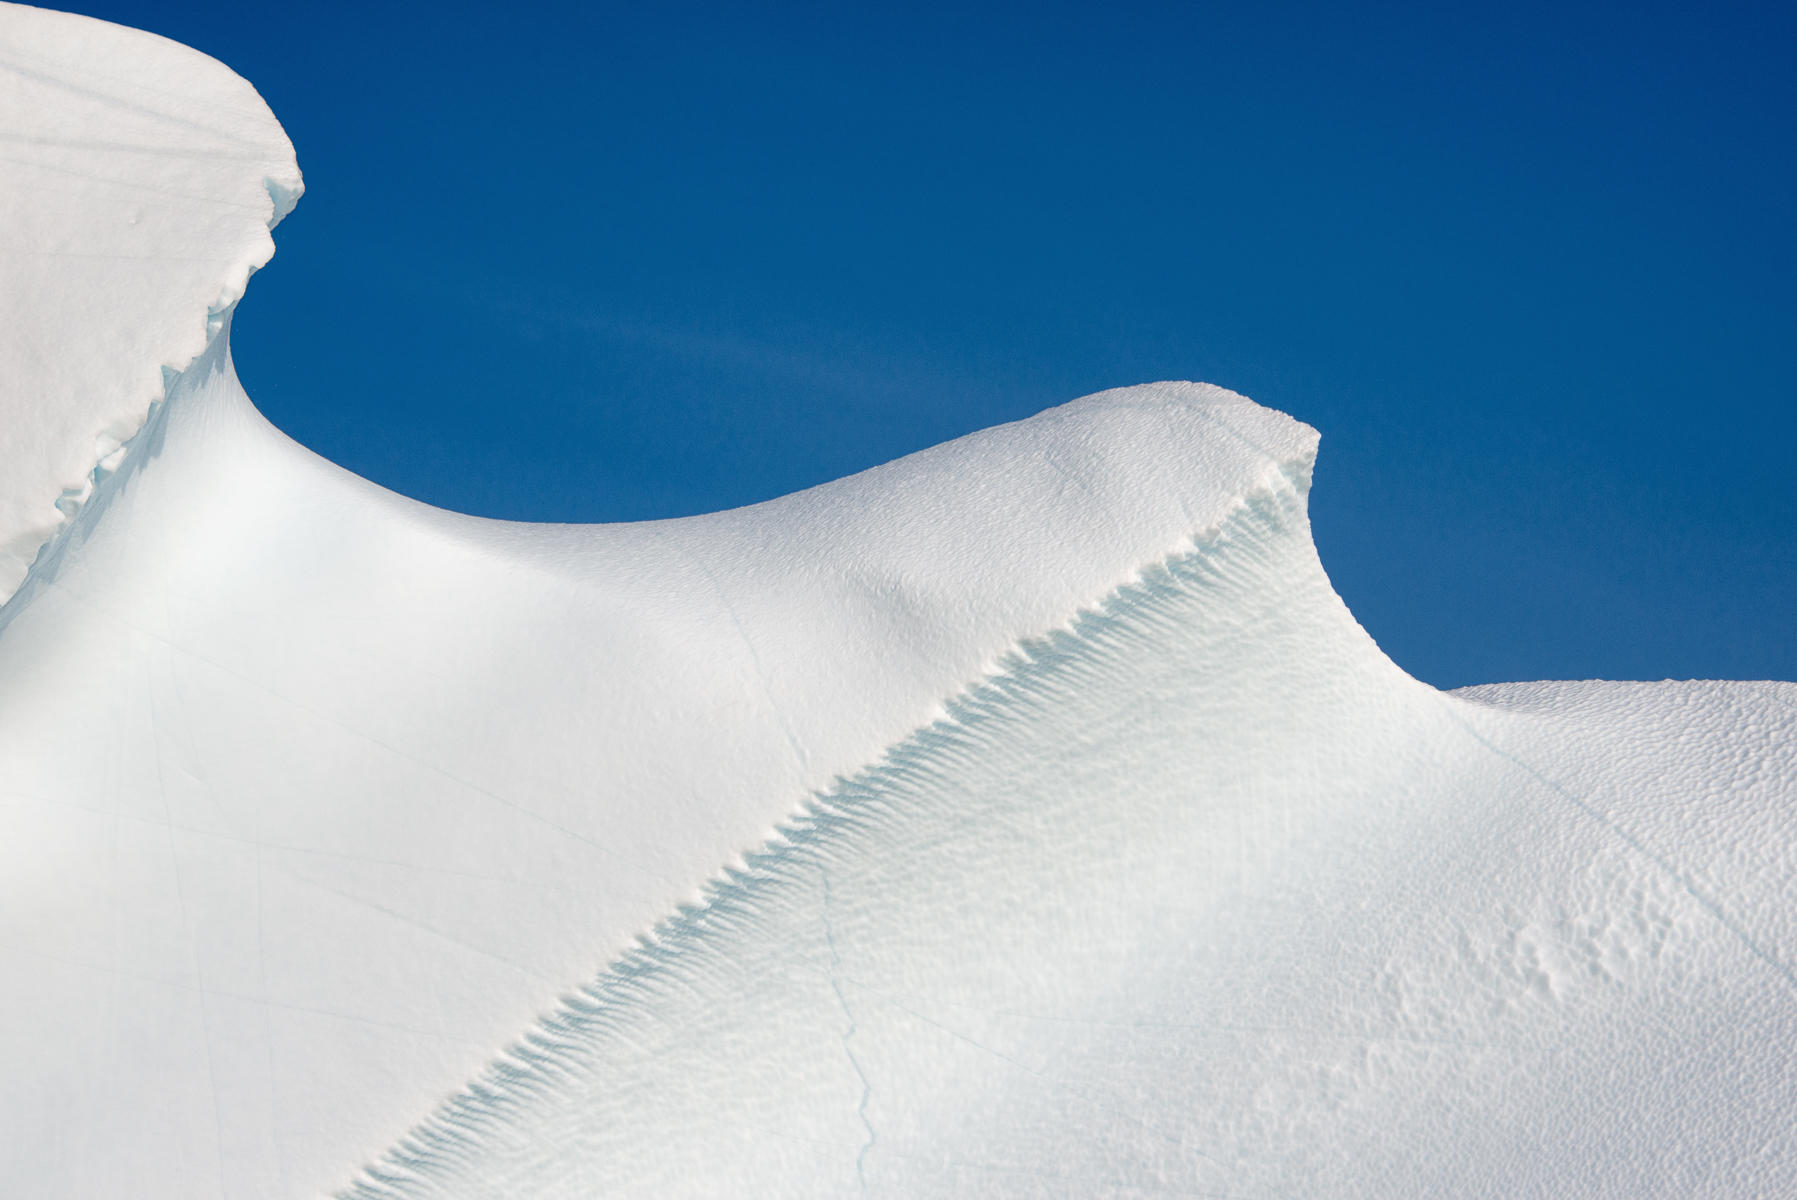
[337,477,1344,1200]
[0,0,301,608]
[341,464,1797,1198]
[0,267,1325,1197]
[1,296,237,636]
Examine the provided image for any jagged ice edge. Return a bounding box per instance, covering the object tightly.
[338,468,1315,1198]
[0,175,301,618]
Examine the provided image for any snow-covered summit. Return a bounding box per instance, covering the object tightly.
[1,6,1793,1199]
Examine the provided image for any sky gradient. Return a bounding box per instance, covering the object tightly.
[77,0,1796,688]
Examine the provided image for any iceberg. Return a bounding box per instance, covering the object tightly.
[1,6,1792,1197]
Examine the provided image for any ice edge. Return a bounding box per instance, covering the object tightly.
[0,172,302,616]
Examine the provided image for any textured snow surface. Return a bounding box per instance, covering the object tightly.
[347,494,1797,1200]
[0,2,300,603]
[1,7,1794,1199]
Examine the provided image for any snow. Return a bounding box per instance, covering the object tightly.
[2,6,1794,1199]
[0,3,300,605]
[351,520,1797,1198]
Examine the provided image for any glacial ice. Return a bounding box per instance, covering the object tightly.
[1,6,1792,1198]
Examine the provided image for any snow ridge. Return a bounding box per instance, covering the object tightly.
[2,293,230,631]
[0,1,301,605]
[335,462,1797,1198]
[339,469,1334,1198]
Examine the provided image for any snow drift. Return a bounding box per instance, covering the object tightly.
[1,6,1793,1198]
[0,2,299,604]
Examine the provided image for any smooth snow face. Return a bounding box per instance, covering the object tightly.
[0,2,300,603]
[2,7,1794,1200]
[0,322,1311,1198]
[346,486,1797,1200]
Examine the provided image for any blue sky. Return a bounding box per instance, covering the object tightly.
[84,0,1794,688]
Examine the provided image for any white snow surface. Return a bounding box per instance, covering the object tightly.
[2,7,1794,1199]
[0,2,300,604]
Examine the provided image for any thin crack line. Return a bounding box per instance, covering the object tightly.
[1451,709,1797,997]
[821,867,876,1193]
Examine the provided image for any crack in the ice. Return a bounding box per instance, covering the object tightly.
[821,867,876,1194]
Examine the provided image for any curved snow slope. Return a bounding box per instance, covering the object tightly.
[0,1,301,604]
[2,8,1794,1200]
[0,331,1316,1197]
[348,490,1797,1199]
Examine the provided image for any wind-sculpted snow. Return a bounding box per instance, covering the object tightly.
[0,2,300,603]
[342,480,1797,1199]
[1,7,1794,1199]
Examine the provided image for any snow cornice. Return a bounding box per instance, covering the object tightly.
[0,0,301,608]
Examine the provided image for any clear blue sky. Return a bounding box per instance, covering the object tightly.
[83,0,1795,688]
